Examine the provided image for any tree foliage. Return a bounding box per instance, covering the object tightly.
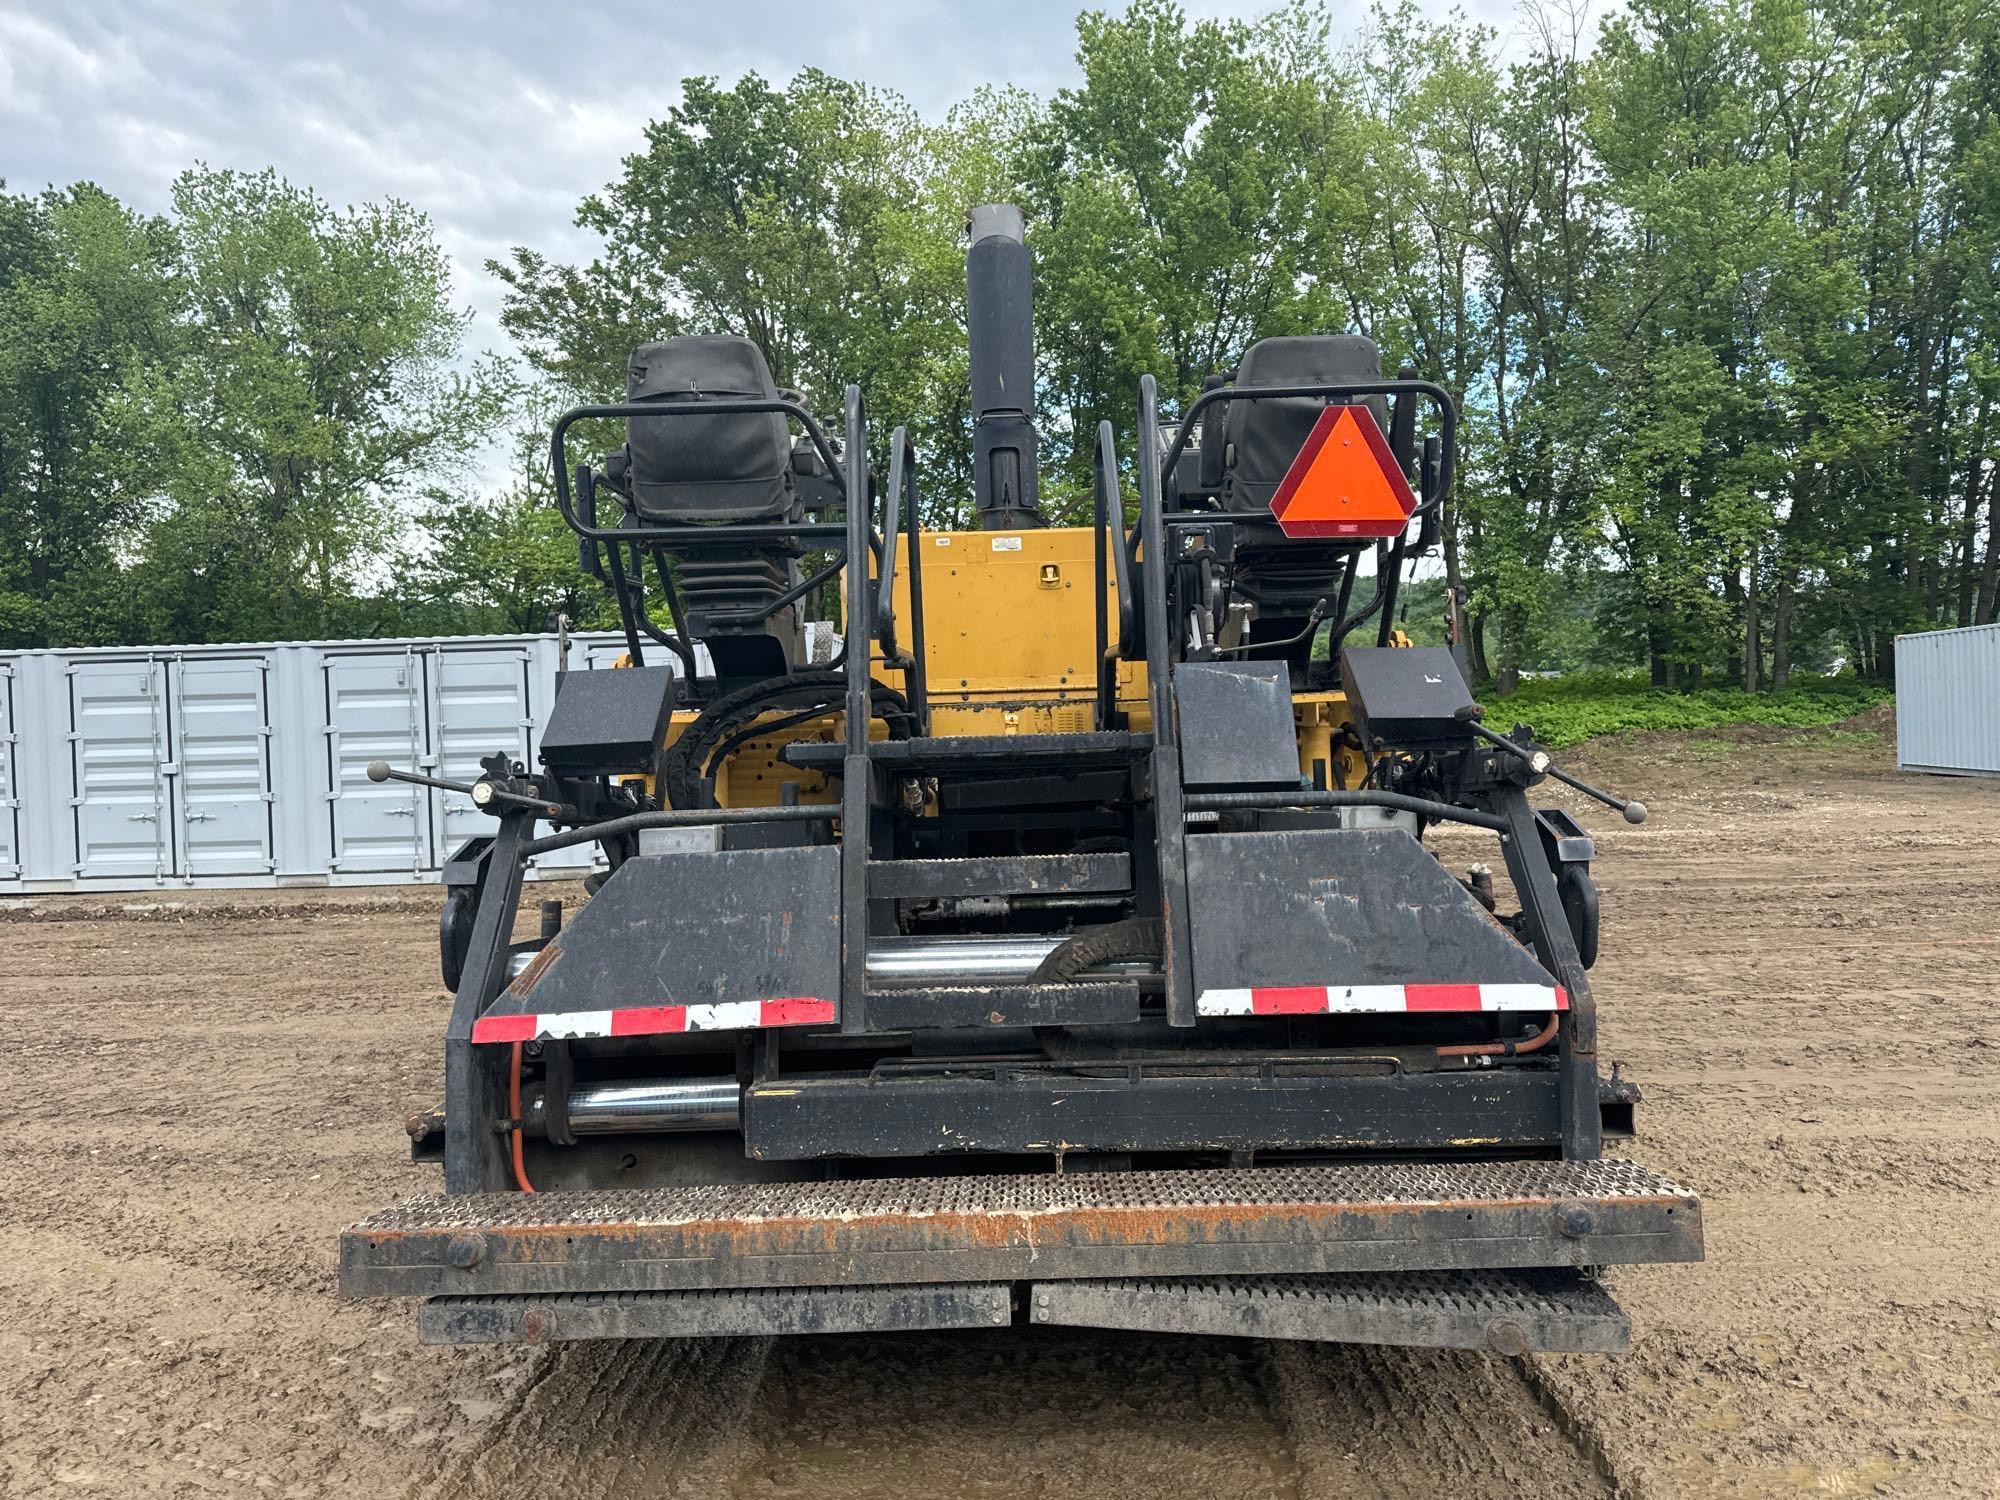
[0,183,175,647]
[3,0,1996,688]
[0,168,513,647]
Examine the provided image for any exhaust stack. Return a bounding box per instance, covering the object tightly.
[966,203,1043,530]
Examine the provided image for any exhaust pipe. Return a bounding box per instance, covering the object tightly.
[967,204,1043,530]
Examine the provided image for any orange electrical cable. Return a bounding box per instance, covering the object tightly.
[508,1040,536,1193]
[1437,1013,1560,1059]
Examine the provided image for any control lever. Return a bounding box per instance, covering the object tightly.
[1453,713,1648,825]
[366,761,573,821]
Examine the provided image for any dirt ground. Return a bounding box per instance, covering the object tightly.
[4,707,1996,1499]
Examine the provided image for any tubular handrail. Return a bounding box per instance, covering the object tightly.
[1120,374,1460,683]
[550,394,872,682]
[876,424,930,734]
[877,427,911,652]
[841,386,871,759]
[1136,376,1176,745]
[1092,421,1126,730]
[1095,421,1136,666]
[838,384,872,1035]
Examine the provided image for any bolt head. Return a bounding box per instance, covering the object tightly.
[445,1232,486,1269]
[1485,1317,1530,1356]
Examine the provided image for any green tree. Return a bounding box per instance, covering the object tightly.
[396,405,615,635]
[1023,0,1368,504]
[120,166,513,643]
[0,183,175,647]
[493,71,957,453]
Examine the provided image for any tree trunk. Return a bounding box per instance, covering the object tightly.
[1743,559,1760,692]
[1648,620,1673,689]
[1953,398,1989,624]
[1771,573,1797,691]
[1442,491,1469,670]
[1978,457,2000,626]
[1494,602,1526,695]
[1722,569,1745,686]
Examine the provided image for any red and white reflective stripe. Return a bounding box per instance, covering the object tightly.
[1197,983,1566,1018]
[472,997,834,1044]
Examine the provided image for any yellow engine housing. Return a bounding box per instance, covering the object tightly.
[663,524,1374,805]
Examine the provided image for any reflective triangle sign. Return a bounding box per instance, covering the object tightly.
[1269,404,1417,539]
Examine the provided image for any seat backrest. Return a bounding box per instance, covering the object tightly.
[1220,335,1388,515]
[625,336,794,524]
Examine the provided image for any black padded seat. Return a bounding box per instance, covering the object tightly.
[625,336,794,523]
[1217,335,1387,515]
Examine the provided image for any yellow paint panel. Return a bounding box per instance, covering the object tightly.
[883,526,1143,703]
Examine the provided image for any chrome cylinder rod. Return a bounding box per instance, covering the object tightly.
[864,934,1064,982]
[550,1079,742,1135]
[865,933,1152,983]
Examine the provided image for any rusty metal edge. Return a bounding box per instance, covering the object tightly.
[418,1281,1015,1344]
[341,1195,1702,1300]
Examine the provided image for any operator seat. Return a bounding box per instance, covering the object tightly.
[618,334,807,683]
[625,335,796,523]
[1202,335,1389,514]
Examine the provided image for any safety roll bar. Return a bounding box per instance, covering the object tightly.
[548,394,868,673]
[1154,377,1457,520]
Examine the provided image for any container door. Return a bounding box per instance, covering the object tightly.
[427,646,534,853]
[171,657,275,876]
[68,658,172,881]
[324,650,431,874]
[0,664,17,880]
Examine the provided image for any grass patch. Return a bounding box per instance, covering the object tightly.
[1481,671,1893,749]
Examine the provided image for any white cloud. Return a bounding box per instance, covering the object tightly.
[4,0,1561,497]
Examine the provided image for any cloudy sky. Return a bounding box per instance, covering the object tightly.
[3,0,1536,377]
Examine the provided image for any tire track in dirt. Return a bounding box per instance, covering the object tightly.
[409,1338,771,1499]
[1264,1341,1609,1498]
[420,1324,1610,1500]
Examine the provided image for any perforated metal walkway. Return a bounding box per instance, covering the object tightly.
[340,1158,1701,1300]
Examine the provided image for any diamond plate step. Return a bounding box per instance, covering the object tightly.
[422,1282,1013,1345]
[1030,1269,1629,1353]
[340,1158,1701,1301]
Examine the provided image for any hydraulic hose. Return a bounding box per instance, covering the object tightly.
[661,669,912,810]
[509,1041,536,1193]
[1437,1013,1560,1059]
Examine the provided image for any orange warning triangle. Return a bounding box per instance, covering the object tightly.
[1269,404,1417,540]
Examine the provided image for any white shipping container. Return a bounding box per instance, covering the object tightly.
[0,629,729,893]
[1896,623,2000,776]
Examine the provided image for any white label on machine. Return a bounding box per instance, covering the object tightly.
[638,825,723,856]
[991,536,1022,551]
[933,536,952,546]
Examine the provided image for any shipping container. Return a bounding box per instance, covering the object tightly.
[0,629,737,893]
[1896,623,2000,776]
